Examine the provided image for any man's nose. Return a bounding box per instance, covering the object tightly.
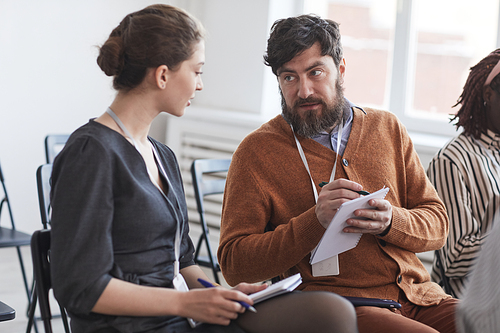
[297,79,313,99]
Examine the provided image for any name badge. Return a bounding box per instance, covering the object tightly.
[312,255,339,276]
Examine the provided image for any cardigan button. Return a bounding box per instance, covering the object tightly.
[397,275,402,284]
[342,159,349,167]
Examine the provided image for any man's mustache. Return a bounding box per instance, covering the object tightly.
[294,97,325,108]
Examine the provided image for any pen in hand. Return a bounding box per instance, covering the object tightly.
[197,278,257,313]
[318,182,370,195]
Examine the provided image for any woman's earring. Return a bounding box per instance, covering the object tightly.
[484,101,487,107]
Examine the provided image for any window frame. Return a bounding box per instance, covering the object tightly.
[303,0,500,138]
[389,0,500,137]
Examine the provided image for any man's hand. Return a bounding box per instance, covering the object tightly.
[344,198,392,235]
[316,178,392,235]
[315,178,365,229]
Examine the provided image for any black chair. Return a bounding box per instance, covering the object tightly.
[0,161,33,308]
[0,301,15,322]
[36,164,53,229]
[26,229,70,333]
[190,159,231,284]
[26,164,55,332]
[44,135,69,164]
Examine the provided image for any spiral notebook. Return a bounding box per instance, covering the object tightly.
[249,273,302,304]
[310,187,390,265]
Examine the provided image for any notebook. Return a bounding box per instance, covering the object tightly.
[310,187,390,265]
[249,273,302,304]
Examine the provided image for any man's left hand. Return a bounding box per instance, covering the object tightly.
[343,198,392,235]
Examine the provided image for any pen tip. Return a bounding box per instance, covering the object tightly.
[249,306,257,313]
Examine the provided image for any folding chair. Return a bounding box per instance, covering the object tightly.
[26,229,70,333]
[26,164,55,332]
[190,159,231,284]
[36,164,53,229]
[44,135,69,164]
[0,161,33,308]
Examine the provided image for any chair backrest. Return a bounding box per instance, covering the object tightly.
[0,161,16,230]
[191,159,231,219]
[36,164,53,229]
[190,159,231,284]
[31,229,70,332]
[45,135,69,164]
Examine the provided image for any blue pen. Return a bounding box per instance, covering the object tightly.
[197,278,257,313]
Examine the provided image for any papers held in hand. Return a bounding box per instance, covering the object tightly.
[310,187,390,265]
[249,273,302,304]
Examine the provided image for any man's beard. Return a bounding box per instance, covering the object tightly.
[281,80,346,138]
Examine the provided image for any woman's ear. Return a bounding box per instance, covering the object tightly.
[155,65,169,89]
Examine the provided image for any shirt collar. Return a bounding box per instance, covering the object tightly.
[479,129,500,150]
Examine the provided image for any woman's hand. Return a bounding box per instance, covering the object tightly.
[232,282,267,295]
[175,287,256,325]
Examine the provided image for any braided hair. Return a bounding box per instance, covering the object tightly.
[452,49,500,138]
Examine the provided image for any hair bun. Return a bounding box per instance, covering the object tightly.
[97,29,124,77]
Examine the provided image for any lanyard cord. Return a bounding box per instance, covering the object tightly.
[106,108,184,276]
[291,118,344,203]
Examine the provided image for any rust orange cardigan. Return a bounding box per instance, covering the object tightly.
[218,108,450,306]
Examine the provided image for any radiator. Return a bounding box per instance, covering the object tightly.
[165,108,266,249]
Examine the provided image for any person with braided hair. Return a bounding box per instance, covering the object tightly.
[49,4,358,333]
[427,49,500,298]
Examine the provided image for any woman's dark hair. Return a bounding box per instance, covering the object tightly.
[97,4,205,91]
[452,49,500,138]
[264,15,343,75]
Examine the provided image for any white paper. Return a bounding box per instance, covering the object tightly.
[310,187,390,264]
[249,273,302,303]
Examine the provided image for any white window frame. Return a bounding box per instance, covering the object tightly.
[389,0,500,137]
[303,0,500,139]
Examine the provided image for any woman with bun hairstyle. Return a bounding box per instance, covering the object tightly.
[49,4,358,333]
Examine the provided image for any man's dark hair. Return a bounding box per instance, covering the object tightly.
[264,15,343,75]
[451,49,500,138]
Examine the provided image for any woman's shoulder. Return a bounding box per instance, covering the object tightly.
[54,120,132,165]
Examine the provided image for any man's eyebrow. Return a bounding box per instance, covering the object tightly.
[277,61,326,76]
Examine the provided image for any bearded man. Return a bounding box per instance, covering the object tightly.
[218,14,458,333]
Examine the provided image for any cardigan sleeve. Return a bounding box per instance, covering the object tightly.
[376,118,449,254]
[50,135,115,315]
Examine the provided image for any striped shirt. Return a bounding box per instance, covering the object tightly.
[427,129,500,298]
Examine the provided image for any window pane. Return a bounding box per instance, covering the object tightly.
[307,0,397,109]
[411,0,499,120]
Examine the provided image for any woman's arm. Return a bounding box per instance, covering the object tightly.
[91,266,265,325]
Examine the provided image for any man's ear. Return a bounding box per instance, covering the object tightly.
[339,58,346,84]
[155,65,169,89]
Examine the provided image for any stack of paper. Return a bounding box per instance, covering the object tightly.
[249,273,302,304]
